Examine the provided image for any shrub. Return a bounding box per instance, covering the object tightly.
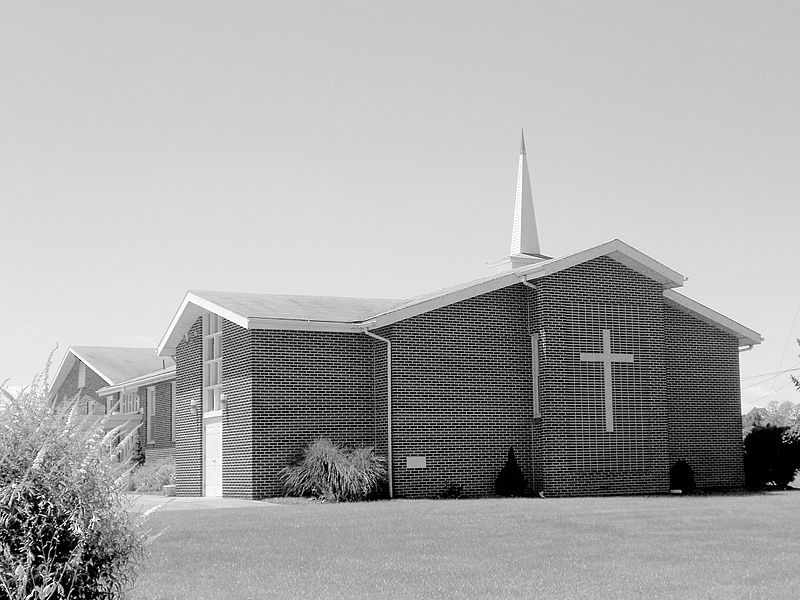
[128,458,175,492]
[744,425,800,489]
[495,446,528,497]
[440,483,464,499]
[0,370,146,599]
[669,460,696,493]
[278,438,387,502]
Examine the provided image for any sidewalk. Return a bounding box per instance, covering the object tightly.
[127,493,283,515]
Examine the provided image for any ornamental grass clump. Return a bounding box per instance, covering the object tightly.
[279,438,387,502]
[0,368,146,599]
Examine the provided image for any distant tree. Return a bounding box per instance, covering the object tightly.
[743,425,800,489]
[742,407,770,438]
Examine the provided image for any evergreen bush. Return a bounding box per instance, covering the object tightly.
[0,370,146,599]
[495,446,528,497]
[669,460,696,493]
[278,438,387,502]
[744,425,800,489]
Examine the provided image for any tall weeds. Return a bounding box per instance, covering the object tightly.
[0,363,146,599]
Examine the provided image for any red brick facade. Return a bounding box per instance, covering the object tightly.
[172,256,746,499]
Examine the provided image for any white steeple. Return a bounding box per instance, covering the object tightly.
[510,130,541,256]
[492,130,549,272]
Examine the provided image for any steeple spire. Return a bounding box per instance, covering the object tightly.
[510,129,541,257]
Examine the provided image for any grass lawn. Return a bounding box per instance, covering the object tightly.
[130,492,800,600]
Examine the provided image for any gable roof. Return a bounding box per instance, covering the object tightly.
[663,290,763,347]
[159,239,695,354]
[49,347,174,398]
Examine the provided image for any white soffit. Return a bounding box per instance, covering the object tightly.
[157,292,248,356]
[98,365,176,397]
[663,289,763,346]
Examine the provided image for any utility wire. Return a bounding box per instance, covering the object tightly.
[769,299,800,395]
[741,363,800,379]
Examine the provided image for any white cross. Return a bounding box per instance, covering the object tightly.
[579,329,635,432]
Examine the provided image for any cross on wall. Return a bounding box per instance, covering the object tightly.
[579,329,635,433]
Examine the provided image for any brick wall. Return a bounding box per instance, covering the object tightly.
[665,305,744,489]
[221,319,253,498]
[53,359,107,414]
[387,284,533,499]
[140,379,176,463]
[174,318,203,496]
[250,330,375,498]
[536,256,670,497]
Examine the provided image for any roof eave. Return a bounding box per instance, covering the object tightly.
[157,292,249,357]
[663,289,763,347]
[97,366,177,396]
[247,317,366,333]
[365,239,687,329]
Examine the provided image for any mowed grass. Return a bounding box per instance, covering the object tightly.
[130,492,800,600]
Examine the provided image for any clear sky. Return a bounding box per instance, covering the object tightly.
[2,1,798,412]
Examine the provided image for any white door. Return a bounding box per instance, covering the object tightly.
[203,417,223,497]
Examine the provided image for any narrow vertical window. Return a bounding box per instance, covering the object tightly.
[170,381,177,441]
[146,386,156,444]
[532,333,541,418]
[78,362,86,388]
[202,313,223,413]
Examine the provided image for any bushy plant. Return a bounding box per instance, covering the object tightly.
[128,458,175,492]
[0,369,146,599]
[495,446,528,497]
[744,425,800,489]
[278,438,387,502]
[440,482,464,499]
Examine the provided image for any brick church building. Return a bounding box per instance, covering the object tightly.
[158,134,762,499]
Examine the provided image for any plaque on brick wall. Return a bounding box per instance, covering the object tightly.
[406,456,427,469]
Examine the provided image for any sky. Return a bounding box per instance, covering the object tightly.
[1,1,798,412]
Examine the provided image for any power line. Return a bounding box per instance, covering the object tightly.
[741,363,800,380]
[769,299,800,395]
[745,379,796,405]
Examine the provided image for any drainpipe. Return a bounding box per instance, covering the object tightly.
[518,276,539,493]
[738,345,754,353]
[363,328,393,499]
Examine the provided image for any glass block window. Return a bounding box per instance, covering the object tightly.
[146,386,156,444]
[170,381,176,441]
[202,313,223,413]
[569,303,647,472]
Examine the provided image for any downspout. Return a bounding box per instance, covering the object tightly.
[738,345,754,353]
[364,328,393,499]
[519,276,538,493]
